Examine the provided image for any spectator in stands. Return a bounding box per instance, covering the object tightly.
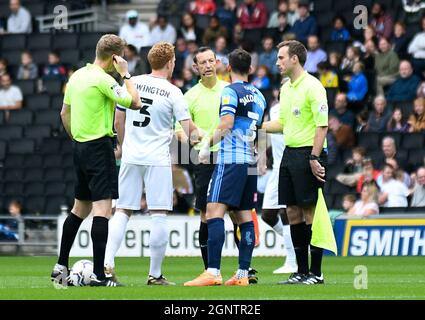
[370,2,394,39]
[391,21,410,59]
[386,60,421,103]
[304,35,327,74]
[176,68,198,93]
[356,159,381,193]
[252,65,271,90]
[287,0,300,26]
[290,1,317,44]
[363,39,377,72]
[356,109,369,133]
[216,0,238,32]
[383,158,412,189]
[214,36,229,66]
[150,15,177,44]
[340,46,361,76]
[241,40,258,73]
[124,44,147,76]
[328,114,355,159]
[189,0,217,15]
[336,147,367,187]
[408,97,425,132]
[417,81,425,98]
[42,51,67,82]
[366,95,392,132]
[411,167,425,207]
[348,182,380,217]
[0,73,23,122]
[258,36,278,76]
[330,15,351,42]
[17,51,38,80]
[178,12,204,44]
[232,23,244,48]
[378,163,409,208]
[236,0,268,30]
[271,12,291,44]
[0,59,10,78]
[267,0,289,28]
[376,136,408,170]
[317,61,338,89]
[400,0,425,26]
[202,15,227,46]
[375,37,401,95]
[328,51,342,73]
[184,40,199,72]
[6,0,31,34]
[157,0,188,17]
[330,93,355,128]
[387,107,410,132]
[346,62,368,102]
[0,199,21,241]
[119,10,152,52]
[174,38,189,79]
[407,16,425,78]
[342,194,356,213]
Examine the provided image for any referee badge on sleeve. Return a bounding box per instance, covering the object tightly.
[112,84,125,98]
[319,103,328,114]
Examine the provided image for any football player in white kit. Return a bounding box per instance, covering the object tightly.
[261,101,297,274]
[104,42,202,285]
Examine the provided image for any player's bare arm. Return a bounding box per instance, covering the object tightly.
[113,54,141,110]
[261,120,283,133]
[179,119,204,145]
[114,108,126,146]
[60,103,73,139]
[210,114,234,146]
[310,126,328,183]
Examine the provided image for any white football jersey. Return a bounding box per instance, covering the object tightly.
[270,103,285,169]
[118,74,190,166]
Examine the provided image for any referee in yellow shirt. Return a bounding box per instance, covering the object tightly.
[51,34,141,287]
[263,40,328,285]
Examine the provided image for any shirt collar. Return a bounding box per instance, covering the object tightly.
[87,63,105,73]
[289,71,307,88]
[199,79,221,91]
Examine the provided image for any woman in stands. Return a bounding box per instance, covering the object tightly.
[387,107,410,132]
[408,97,425,132]
[348,182,380,217]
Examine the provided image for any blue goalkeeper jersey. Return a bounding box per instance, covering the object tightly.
[217,80,266,165]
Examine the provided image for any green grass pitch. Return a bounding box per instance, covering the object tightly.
[0,256,424,300]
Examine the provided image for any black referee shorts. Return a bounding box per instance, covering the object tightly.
[73,136,118,202]
[278,147,327,207]
[192,152,217,212]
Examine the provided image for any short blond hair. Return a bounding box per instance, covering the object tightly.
[148,42,175,70]
[96,34,126,61]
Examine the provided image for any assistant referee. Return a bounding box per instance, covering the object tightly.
[51,34,141,287]
[262,40,328,285]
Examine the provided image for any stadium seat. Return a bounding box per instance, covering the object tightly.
[42,79,63,95]
[1,34,26,50]
[329,179,353,195]
[263,0,277,13]
[45,182,66,196]
[195,14,210,30]
[325,41,347,56]
[2,49,22,65]
[380,207,407,214]
[64,169,75,182]
[35,110,61,130]
[357,132,380,151]
[8,110,33,126]
[4,168,24,182]
[27,33,51,50]
[402,133,425,150]
[8,139,35,154]
[407,149,425,169]
[62,154,74,169]
[313,0,333,12]
[0,126,23,140]
[25,94,50,111]
[0,111,3,125]
[45,196,67,215]
[381,132,402,149]
[4,182,24,196]
[78,33,104,50]
[31,49,51,66]
[43,154,62,168]
[24,168,44,182]
[60,141,73,154]
[316,12,334,28]
[25,1,45,17]
[50,94,64,110]
[326,88,338,109]
[15,79,36,95]
[40,137,61,154]
[0,140,5,160]
[24,125,51,146]
[65,182,74,199]
[24,182,44,196]
[25,196,45,214]
[334,0,353,12]
[60,49,80,66]
[80,49,95,64]
[23,154,43,168]
[52,34,78,50]
[353,0,372,7]
[4,154,25,168]
[44,167,64,182]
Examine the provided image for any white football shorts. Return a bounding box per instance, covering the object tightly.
[262,168,286,209]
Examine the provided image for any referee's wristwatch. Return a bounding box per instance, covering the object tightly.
[122,73,131,80]
[309,154,320,161]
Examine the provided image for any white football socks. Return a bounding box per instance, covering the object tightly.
[104,210,129,268]
[282,224,297,264]
[207,268,220,277]
[272,217,284,236]
[149,214,168,278]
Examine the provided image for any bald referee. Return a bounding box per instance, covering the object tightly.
[262,40,328,285]
[51,34,141,287]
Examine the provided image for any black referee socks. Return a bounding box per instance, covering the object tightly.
[306,224,323,276]
[58,213,83,268]
[91,216,109,280]
[290,222,309,275]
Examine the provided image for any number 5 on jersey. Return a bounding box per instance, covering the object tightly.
[133,97,153,127]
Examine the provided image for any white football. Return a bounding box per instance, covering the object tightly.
[69,259,94,286]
